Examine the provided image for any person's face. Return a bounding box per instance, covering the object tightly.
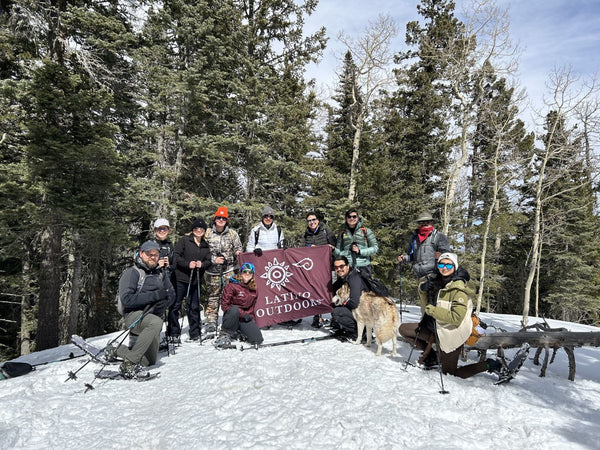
[418,220,434,228]
[262,214,274,225]
[141,250,160,269]
[333,261,350,278]
[307,215,319,231]
[193,227,205,238]
[154,226,170,239]
[214,216,227,229]
[241,270,254,283]
[437,259,455,277]
[346,212,358,227]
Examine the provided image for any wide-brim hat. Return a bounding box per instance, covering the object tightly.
[415,211,434,222]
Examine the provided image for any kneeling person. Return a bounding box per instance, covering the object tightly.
[331,256,368,340]
[217,263,263,347]
[114,241,175,378]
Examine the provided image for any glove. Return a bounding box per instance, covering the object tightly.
[420,279,433,292]
[154,297,169,312]
[241,313,252,323]
[154,287,167,302]
[253,248,263,257]
[425,304,436,316]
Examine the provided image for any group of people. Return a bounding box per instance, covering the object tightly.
[111,206,500,382]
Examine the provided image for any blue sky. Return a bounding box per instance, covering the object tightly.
[303,0,600,126]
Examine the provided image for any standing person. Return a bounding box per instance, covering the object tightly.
[216,262,264,348]
[170,219,212,342]
[151,218,175,273]
[246,205,285,255]
[303,211,336,328]
[204,206,243,334]
[398,253,502,378]
[111,241,175,379]
[397,211,451,280]
[330,256,368,340]
[333,208,379,276]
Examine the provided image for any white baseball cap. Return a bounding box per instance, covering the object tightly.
[153,218,170,229]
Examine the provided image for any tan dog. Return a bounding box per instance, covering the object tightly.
[332,283,399,356]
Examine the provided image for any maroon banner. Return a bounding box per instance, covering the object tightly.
[238,246,333,327]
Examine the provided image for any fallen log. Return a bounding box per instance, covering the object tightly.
[469,331,600,381]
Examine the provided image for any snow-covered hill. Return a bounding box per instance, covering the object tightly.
[1,307,599,449]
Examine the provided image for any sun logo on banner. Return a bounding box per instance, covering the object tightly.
[260,258,293,291]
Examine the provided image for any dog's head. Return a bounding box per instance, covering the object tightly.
[332,283,350,306]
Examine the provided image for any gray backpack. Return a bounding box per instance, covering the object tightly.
[115,267,147,315]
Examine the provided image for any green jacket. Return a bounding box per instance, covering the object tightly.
[419,276,474,353]
[333,220,379,268]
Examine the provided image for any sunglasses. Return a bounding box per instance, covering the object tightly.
[157,227,169,232]
[241,269,254,274]
[346,214,358,219]
[307,218,317,223]
[437,263,454,270]
[333,264,347,270]
[263,215,274,219]
[215,217,227,221]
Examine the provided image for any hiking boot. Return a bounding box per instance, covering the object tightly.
[119,360,149,379]
[311,315,322,328]
[421,350,438,368]
[486,358,503,374]
[214,334,232,349]
[169,335,181,345]
[204,322,217,334]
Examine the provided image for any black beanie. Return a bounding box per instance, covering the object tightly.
[191,218,207,231]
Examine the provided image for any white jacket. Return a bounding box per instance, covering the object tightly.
[246,222,284,252]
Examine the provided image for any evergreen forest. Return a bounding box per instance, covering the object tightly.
[1,0,599,360]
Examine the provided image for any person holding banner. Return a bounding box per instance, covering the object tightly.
[330,256,368,340]
[333,208,379,277]
[217,262,264,348]
[303,211,336,328]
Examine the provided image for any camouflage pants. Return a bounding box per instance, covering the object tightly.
[205,273,229,324]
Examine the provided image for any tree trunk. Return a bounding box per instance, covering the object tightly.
[443,116,469,235]
[36,223,64,351]
[20,242,33,355]
[347,111,364,203]
[60,234,82,343]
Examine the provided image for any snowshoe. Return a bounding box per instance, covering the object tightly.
[495,343,530,385]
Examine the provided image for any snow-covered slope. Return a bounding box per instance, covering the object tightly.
[1,307,599,450]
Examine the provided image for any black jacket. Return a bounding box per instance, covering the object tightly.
[118,257,175,317]
[332,269,367,310]
[174,235,212,284]
[303,225,336,247]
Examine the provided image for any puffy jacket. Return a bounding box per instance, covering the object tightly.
[419,268,473,353]
[333,220,379,268]
[174,234,212,284]
[118,256,175,317]
[205,224,243,275]
[332,269,367,310]
[221,277,258,319]
[303,224,336,247]
[406,228,451,278]
[246,222,285,252]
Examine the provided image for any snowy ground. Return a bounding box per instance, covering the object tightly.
[1,306,599,450]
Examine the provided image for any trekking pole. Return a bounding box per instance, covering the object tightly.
[196,267,202,344]
[65,304,152,383]
[402,328,421,371]
[398,263,403,322]
[433,321,449,395]
[180,269,195,338]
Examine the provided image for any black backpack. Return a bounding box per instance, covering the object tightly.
[357,270,389,297]
[0,361,34,380]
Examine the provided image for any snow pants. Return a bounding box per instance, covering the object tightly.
[331,305,357,338]
[117,311,163,366]
[222,306,263,345]
[399,322,488,379]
